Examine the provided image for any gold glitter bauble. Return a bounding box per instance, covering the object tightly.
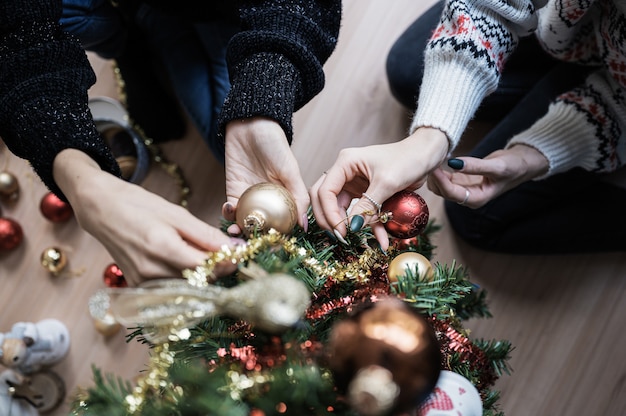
[93,311,122,337]
[40,247,67,275]
[387,252,434,283]
[236,183,297,236]
[0,171,19,197]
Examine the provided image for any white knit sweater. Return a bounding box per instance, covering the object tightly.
[412,0,626,177]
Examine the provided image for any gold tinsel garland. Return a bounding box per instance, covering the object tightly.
[101,229,386,414]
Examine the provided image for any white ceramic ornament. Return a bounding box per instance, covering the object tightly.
[417,371,482,416]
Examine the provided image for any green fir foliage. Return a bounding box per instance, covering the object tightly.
[72,217,511,416]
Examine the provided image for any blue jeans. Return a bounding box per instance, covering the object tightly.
[386,1,626,253]
[61,1,239,163]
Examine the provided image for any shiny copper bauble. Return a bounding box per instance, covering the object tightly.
[381,191,429,239]
[0,217,23,251]
[0,171,19,198]
[387,252,434,283]
[327,298,441,414]
[40,192,73,223]
[93,311,122,337]
[103,263,127,288]
[236,183,298,236]
[40,247,67,275]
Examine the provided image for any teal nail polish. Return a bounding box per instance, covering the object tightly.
[447,158,464,170]
[350,215,364,232]
[324,230,337,241]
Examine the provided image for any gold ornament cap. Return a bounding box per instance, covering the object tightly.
[236,183,297,236]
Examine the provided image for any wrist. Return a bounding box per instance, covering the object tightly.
[53,149,107,204]
[508,144,549,180]
[405,127,450,169]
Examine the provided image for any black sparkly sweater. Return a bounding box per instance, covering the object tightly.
[0,0,340,199]
[144,0,342,141]
[0,0,120,200]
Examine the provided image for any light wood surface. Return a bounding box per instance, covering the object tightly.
[1,1,624,415]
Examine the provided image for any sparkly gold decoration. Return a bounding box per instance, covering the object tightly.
[181,230,386,286]
[236,183,298,236]
[40,247,68,275]
[89,230,389,414]
[89,264,311,343]
[387,252,434,283]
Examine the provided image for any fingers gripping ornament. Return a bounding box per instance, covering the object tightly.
[380,191,429,239]
[236,183,298,237]
[89,262,311,343]
[327,297,441,416]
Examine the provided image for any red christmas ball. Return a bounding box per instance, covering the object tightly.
[381,191,429,239]
[40,192,73,223]
[0,217,23,251]
[104,263,127,288]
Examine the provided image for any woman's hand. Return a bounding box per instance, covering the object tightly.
[223,117,309,233]
[427,144,549,208]
[53,149,238,286]
[310,127,449,250]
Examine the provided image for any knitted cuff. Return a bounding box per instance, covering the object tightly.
[218,52,300,143]
[506,102,600,179]
[411,59,496,149]
[6,91,120,201]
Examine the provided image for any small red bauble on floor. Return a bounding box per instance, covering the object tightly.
[40,192,73,223]
[381,191,429,239]
[103,263,127,288]
[0,217,23,251]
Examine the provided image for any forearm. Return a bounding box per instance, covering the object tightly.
[506,72,626,178]
[218,0,341,142]
[413,0,541,148]
[0,0,120,199]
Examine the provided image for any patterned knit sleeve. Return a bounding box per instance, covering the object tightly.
[217,0,341,143]
[411,0,544,149]
[0,0,120,200]
[506,0,626,177]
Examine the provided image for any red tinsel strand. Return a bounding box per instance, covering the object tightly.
[427,317,497,391]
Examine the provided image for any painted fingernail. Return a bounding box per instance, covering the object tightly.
[223,202,235,215]
[350,215,364,232]
[324,230,337,241]
[447,158,464,170]
[302,213,309,233]
[230,237,246,246]
[333,229,349,245]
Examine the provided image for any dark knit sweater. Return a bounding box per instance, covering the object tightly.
[0,0,340,199]
[0,0,120,200]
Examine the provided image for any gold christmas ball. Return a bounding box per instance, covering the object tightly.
[387,252,434,283]
[93,311,122,337]
[236,182,297,236]
[0,171,19,198]
[40,247,68,275]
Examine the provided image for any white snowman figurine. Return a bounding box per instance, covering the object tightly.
[0,319,70,375]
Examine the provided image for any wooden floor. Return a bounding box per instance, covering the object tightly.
[1,1,625,415]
